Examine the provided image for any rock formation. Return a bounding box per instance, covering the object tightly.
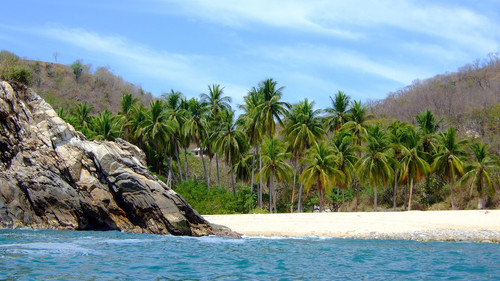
[0,81,235,237]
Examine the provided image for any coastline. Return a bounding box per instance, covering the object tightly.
[204,210,500,242]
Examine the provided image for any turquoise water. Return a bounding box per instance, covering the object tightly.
[0,229,499,280]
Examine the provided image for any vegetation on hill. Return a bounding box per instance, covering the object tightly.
[1,50,499,213]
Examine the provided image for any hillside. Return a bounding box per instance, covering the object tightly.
[369,53,500,153]
[0,50,152,114]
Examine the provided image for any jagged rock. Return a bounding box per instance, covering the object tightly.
[0,81,237,237]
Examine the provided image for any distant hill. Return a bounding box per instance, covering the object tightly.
[369,53,500,153]
[0,50,152,114]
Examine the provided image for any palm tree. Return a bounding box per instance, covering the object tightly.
[355,125,393,212]
[342,100,369,211]
[256,78,290,137]
[388,120,409,210]
[142,100,178,176]
[163,90,188,182]
[324,91,351,134]
[91,110,121,141]
[432,127,467,209]
[257,136,293,213]
[183,98,210,187]
[331,130,357,211]
[119,93,139,142]
[73,101,94,134]
[201,84,232,188]
[400,127,431,211]
[461,142,500,209]
[124,104,148,149]
[300,141,344,212]
[282,99,324,212]
[416,109,441,155]
[237,87,264,205]
[214,109,248,195]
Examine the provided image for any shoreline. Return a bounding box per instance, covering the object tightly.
[204,210,500,242]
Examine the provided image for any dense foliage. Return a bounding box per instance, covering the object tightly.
[1,50,499,213]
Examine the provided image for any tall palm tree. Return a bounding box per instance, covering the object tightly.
[331,130,357,211]
[461,142,500,209]
[355,125,393,212]
[400,127,431,211]
[91,110,121,141]
[300,141,344,212]
[432,127,467,209]
[163,90,188,182]
[124,104,147,149]
[214,109,248,195]
[257,136,293,213]
[73,101,94,134]
[256,78,290,137]
[282,99,324,212]
[388,120,409,210]
[342,100,369,211]
[324,91,351,134]
[183,98,210,187]
[201,84,232,188]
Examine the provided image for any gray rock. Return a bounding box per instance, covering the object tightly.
[0,81,236,237]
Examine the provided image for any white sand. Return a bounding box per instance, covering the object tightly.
[204,210,500,240]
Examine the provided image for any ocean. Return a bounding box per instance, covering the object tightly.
[1,229,499,280]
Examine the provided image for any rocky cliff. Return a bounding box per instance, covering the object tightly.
[0,81,232,236]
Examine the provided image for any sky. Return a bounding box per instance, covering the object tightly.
[1,0,499,111]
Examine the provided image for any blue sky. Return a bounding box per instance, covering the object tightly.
[1,0,499,110]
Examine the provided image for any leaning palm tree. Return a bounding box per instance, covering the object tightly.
[214,109,248,195]
[432,127,467,209]
[324,91,351,134]
[183,98,210,187]
[400,127,431,211]
[300,141,344,212]
[257,136,293,213]
[282,99,324,212]
[388,120,410,210]
[355,125,393,212]
[163,90,188,182]
[461,142,500,209]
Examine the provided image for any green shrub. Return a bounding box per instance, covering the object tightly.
[2,64,33,86]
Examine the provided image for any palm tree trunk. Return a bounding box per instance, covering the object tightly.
[269,171,274,213]
[258,151,263,208]
[175,143,183,182]
[183,147,189,180]
[230,161,236,196]
[374,185,378,212]
[318,179,323,212]
[250,149,256,193]
[408,178,414,211]
[450,176,456,210]
[297,164,305,213]
[393,172,398,211]
[208,156,212,186]
[290,157,297,213]
[216,153,221,189]
[167,156,177,184]
[404,184,408,211]
[355,178,360,212]
[342,188,345,212]
[197,139,209,188]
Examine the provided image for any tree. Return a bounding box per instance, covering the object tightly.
[183,98,210,187]
[331,130,356,211]
[257,136,293,213]
[163,90,188,182]
[256,78,290,137]
[70,60,84,83]
[416,109,441,154]
[355,125,393,212]
[388,120,409,210]
[214,110,248,195]
[324,91,351,134]
[432,127,467,209]
[461,142,500,209]
[300,141,344,212]
[282,99,324,212]
[73,102,94,135]
[119,93,139,141]
[400,127,431,211]
[91,110,121,141]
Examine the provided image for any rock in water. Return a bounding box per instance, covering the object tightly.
[0,81,230,236]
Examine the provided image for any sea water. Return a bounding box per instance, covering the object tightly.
[0,229,499,280]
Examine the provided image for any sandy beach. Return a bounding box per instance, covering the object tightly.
[204,210,500,242]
